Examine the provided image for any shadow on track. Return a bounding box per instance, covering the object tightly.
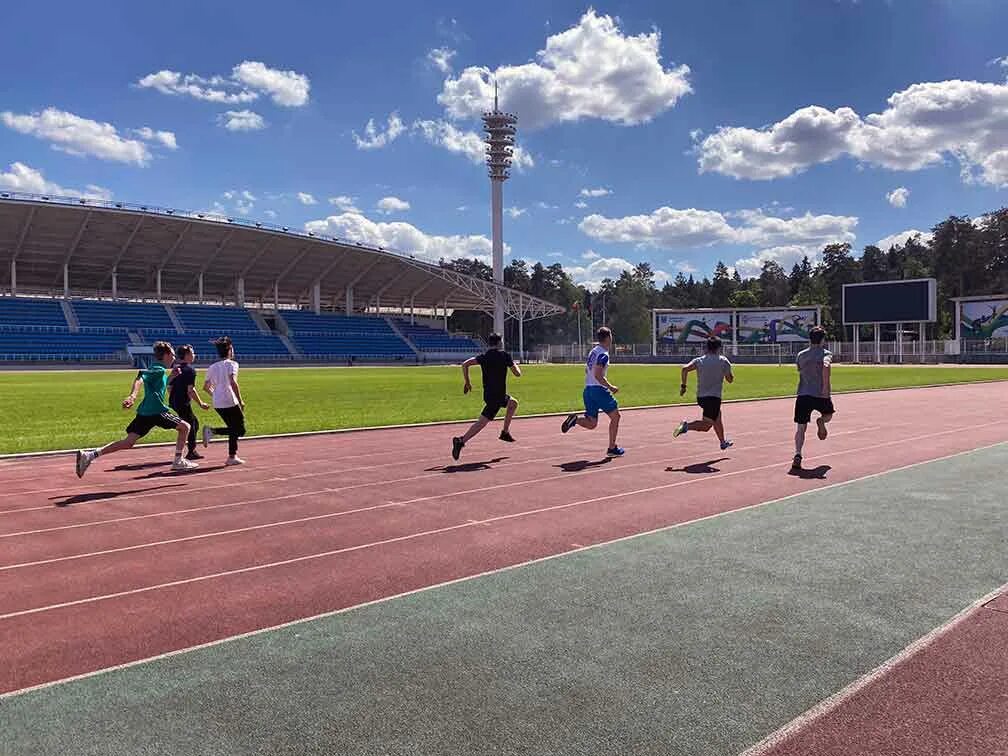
[139,466,221,479]
[788,464,832,479]
[113,461,172,471]
[426,457,509,473]
[51,483,186,507]
[666,458,729,474]
[554,458,613,472]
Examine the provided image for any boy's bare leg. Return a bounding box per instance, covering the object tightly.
[607,409,620,449]
[686,419,713,432]
[174,423,189,457]
[97,434,140,457]
[576,416,598,430]
[712,417,726,444]
[794,424,807,457]
[461,416,490,443]
[501,398,519,434]
[816,412,834,440]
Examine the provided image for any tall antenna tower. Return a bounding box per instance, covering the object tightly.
[482,81,517,338]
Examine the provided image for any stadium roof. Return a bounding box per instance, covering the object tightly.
[0,193,565,321]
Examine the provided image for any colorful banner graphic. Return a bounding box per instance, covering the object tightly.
[656,312,732,343]
[960,299,1008,339]
[737,309,817,343]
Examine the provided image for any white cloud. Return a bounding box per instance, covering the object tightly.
[886,186,909,208]
[232,61,310,107]
[582,250,600,260]
[413,118,534,170]
[875,229,933,250]
[438,9,691,130]
[354,113,405,150]
[505,206,526,218]
[549,159,563,167]
[1,108,165,165]
[264,209,278,219]
[579,206,857,250]
[537,201,558,210]
[304,212,500,263]
[0,161,112,200]
[580,187,612,198]
[456,205,469,212]
[547,252,564,258]
[296,192,318,205]
[241,190,256,202]
[427,47,457,74]
[137,61,310,107]
[733,245,820,278]
[132,127,178,150]
[328,195,360,212]
[376,196,410,214]
[217,110,267,131]
[574,200,588,209]
[566,256,672,289]
[697,78,1008,187]
[671,260,698,274]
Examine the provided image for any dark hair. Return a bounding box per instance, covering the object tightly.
[177,344,194,360]
[706,335,722,352]
[809,326,826,345]
[152,341,174,359]
[214,336,233,359]
[596,326,612,343]
[486,332,502,347]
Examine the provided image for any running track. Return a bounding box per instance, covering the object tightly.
[1,382,1006,700]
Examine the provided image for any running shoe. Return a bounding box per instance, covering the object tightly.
[499,431,515,443]
[720,440,734,451]
[75,449,94,479]
[452,437,464,461]
[561,414,579,433]
[225,456,245,466]
[791,453,803,470]
[186,451,204,461]
[673,420,688,438]
[172,457,198,472]
[202,425,212,448]
[606,446,626,457]
[817,417,828,440]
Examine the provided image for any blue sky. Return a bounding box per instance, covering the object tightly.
[2,0,1007,289]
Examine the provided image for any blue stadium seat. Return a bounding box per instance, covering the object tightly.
[281,311,415,360]
[72,300,176,334]
[0,297,68,328]
[393,319,482,353]
[174,304,260,334]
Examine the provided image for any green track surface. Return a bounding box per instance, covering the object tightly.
[3,444,1005,755]
[1,364,1006,454]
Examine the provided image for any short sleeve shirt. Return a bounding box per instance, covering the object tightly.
[796,347,832,397]
[137,364,171,416]
[168,363,196,408]
[689,353,733,398]
[585,345,610,387]
[475,349,514,400]
[206,359,240,408]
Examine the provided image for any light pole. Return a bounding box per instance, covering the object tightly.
[482,83,517,338]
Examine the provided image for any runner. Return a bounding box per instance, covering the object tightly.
[561,327,624,457]
[452,333,521,461]
[673,335,734,450]
[792,326,834,470]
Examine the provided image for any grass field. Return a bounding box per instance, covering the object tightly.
[2,363,1006,454]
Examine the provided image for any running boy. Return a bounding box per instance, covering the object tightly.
[673,335,734,450]
[75,341,197,477]
[168,344,210,460]
[792,326,834,470]
[561,326,624,457]
[201,336,247,465]
[451,333,521,461]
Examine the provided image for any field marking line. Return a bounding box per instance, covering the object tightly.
[3,439,1003,701]
[2,378,1004,460]
[2,429,1003,621]
[738,579,1008,756]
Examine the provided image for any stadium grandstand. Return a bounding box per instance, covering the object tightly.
[0,193,564,364]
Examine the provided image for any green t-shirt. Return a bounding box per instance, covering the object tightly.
[137,364,170,416]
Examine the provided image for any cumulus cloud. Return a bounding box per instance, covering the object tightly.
[875,229,933,250]
[580,187,612,198]
[376,196,410,214]
[733,245,820,278]
[438,9,691,130]
[582,250,600,259]
[574,200,588,209]
[505,206,526,218]
[0,161,111,199]
[137,61,310,107]
[412,118,534,170]
[328,195,360,212]
[297,192,317,205]
[886,186,909,207]
[304,212,499,263]
[353,113,405,150]
[579,206,857,250]
[697,78,1008,187]
[217,110,266,131]
[427,47,457,74]
[671,260,698,274]
[566,255,672,289]
[0,108,174,165]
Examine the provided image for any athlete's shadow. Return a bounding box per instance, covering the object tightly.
[113,461,171,471]
[51,483,186,507]
[428,457,508,473]
[789,464,832,479]
[140,466,219,479]
[667,458,729,474]
[555,458,612,472]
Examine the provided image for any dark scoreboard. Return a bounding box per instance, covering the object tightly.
[842,279,936,324]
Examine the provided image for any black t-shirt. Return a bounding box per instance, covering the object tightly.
[168,363,197,408]
[475,349,514,400]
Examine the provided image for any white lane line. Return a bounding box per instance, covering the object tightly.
[738,579,1008,756]
[3,439,1003,701]
[2,431,1003,621]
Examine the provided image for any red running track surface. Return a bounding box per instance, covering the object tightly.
[1,383,1006,697]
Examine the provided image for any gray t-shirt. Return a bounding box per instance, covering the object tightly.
[689,353,733,398]
[796,347,832,397]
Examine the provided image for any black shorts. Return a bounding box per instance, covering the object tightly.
[126,411,182,438]
[697,396,722,421]
[794,396,836,425]
[481,394,511,420]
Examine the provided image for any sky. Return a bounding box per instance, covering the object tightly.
[2,0,1007,290]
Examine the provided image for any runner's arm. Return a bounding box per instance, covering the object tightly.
[822,359,832,398]
[680,361,696,395]
[229,374,244,408]
[461,357,478,393]
[123,372,144,408]
[593,364,617,393]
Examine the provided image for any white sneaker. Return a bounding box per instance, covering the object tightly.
[202,426,212,448]
[226,456,245,466]
[75,449,95,478]
[172,457,198,471]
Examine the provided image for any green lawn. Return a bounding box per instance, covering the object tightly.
[1,363,1005,454]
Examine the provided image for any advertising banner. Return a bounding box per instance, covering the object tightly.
[656,312,732,343]
[737,309,817,343]
[960,299,1008,339]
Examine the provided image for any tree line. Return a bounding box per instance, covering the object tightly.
[444,207,1008,346]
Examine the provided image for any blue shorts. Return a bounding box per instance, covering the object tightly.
[583,386,618,419]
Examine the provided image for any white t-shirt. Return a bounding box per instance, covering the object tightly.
[206,359,240,408]
[585,345,610,388]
